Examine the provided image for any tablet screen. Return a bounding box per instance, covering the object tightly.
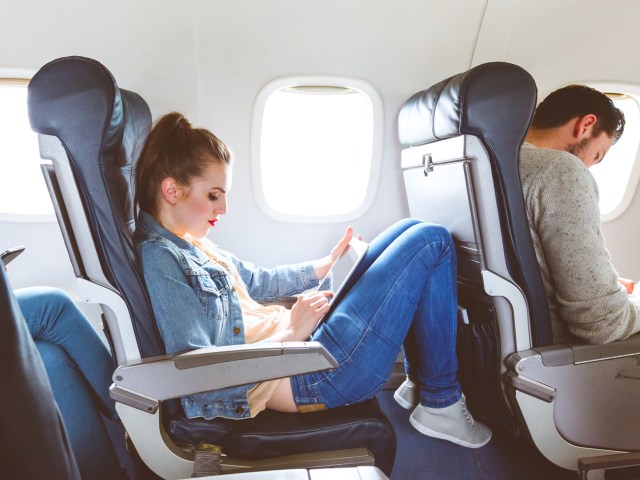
[332,238,368,301]
[312,242,349,293]
[312,238,369,330]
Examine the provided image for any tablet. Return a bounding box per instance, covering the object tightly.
[312,238,369,329]
[330,237,369,302]
[312,238,369,297]
[312,243,348,293]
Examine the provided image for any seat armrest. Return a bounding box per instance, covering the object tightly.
[111,341,336,402]
[531,333,640,366]
[174,341,334,368]
[570,333,640,363]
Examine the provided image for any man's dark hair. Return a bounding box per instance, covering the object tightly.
[531,85,625,143]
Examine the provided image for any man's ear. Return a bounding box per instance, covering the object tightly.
[161,178,180,205]
[574,114,597,139]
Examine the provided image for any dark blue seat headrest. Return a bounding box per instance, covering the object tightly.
[399,61,536,148]
[28,56,164,358]
[398,62,552,347]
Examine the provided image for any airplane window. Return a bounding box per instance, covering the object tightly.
[252,76,382,222]
[589,91,640,221]
[0,79,53,221]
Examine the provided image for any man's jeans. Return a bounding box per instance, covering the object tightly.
[291,219,462,409]
[15,286,123,480]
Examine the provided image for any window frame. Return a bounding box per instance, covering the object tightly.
[0,66,55,223]
[250,75,383,223]
[584,81,640,223]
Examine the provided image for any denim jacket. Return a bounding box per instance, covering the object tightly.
[134,212,319,419]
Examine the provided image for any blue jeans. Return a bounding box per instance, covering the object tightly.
[15,287,124,480]
[290,219,461,409]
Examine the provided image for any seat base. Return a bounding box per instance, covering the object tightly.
[166,397,396,475]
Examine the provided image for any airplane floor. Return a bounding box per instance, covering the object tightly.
[376,391,574,480]
[105,391,639,479]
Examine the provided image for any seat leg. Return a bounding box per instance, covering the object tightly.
[117,403,194,480]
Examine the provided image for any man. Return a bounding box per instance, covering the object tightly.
[520,84,640,344]
[3,259,127,479]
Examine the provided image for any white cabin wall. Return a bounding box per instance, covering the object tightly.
[472,0,640,279]
[189,0,487,266]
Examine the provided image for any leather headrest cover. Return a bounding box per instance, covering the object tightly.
[28,56,124,161]
[398,62,536,147]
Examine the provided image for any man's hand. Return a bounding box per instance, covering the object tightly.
[619,277,635,295]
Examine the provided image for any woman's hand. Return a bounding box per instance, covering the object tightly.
[330,226,354,262]
[265,291,332,342]
[313,226,359,281]
[287,291,333,340]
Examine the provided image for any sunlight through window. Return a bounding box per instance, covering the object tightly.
[0,81,53,219]
[590,93,640,220]
[252,77,382,222]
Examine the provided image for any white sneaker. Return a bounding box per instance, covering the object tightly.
[393,377,419,410]
[409,395,492,448]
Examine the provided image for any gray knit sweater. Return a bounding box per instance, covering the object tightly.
[519,142,640,344]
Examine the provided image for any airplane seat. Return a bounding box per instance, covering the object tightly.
[27,56,395,479]
[398,61,640,474]
[0,262,81,479]
[398,61,543,434]
[0,261,391,480]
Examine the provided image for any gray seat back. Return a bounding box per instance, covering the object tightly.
[398,62,542,434]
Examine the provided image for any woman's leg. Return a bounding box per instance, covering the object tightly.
[291,222,491,447]
[268,218,424,412]
[333,218,432,394]
[15,287,116,419]
[331,218,423,303]
[37,341,125,480]
[292,222,460,408]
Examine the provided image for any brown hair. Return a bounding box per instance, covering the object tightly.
[134,112,231,218]
[532,85,625,144]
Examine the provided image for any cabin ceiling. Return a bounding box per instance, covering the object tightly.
[4,0,640,119]
[1,0,487,119]
[473,0,640,97]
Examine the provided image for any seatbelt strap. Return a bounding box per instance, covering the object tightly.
[192,443,222,477]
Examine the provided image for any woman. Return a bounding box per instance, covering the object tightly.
[133,112,491,448]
